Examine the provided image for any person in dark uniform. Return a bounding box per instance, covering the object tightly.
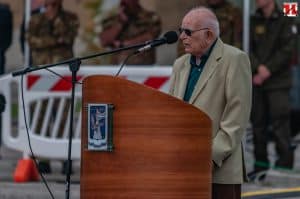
[0,2,12,153]
[248,0,298,181]
[0,2,12,75]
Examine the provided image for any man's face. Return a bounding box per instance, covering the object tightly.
[255,0,273,9]
[179,13,209,57]
[207,0,224,6]
[120,0,139,16]
[31,0,45,10]
[45,0,60,17]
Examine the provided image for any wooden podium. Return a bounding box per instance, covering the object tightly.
[81,75,212,199]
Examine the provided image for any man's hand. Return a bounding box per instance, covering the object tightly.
[118,6,128,23]
[45,2,59,20]
[99,23,123,47]
[253,74,264,86]
[112,40,122,48]
[258,64,271,80]
[253,64,271,86]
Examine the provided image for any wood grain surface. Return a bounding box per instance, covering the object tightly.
[81,75,212,199]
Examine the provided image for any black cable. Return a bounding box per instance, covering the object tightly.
[115,52,137,77]
[21,74,55,199]
[45,68,82,85]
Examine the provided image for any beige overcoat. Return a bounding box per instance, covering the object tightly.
[169,39,252,184]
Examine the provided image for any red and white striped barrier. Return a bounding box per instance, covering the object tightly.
[0,66,172,161]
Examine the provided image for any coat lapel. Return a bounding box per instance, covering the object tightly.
[177,55,192,99]
[189,39,224,104]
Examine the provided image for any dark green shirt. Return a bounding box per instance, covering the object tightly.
[183,40,217,102]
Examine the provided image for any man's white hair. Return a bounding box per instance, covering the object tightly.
[188,6,220,37]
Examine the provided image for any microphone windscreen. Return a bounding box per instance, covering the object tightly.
[163,31,178,44]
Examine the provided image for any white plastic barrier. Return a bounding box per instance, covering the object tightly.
[0,66,172,160]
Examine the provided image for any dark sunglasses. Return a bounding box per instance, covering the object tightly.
[178,27,209,36]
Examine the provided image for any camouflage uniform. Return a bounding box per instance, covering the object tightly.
[26,5,79,174]
[100,8,161,65]
[27,9,79,65]
[27,8,79,138]
[177,1,242,56]
[250,4,298,172]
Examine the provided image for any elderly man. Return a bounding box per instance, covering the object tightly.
[169,7,252,199]
[177,0,242,57]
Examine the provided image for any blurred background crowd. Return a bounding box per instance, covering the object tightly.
[0,0,299,180]
[3,0,297,69]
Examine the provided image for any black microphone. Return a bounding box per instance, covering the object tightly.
[135,31,178,53]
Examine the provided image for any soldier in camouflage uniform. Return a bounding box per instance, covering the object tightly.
[99,0,161,65]
[177,0,242,56]
[26,0,79,174]
[27,0,79,65]
[248,0,298,181]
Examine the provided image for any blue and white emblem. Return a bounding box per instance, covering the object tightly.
[88,104,108,150]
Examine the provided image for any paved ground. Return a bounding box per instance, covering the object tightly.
[0,146,80,199]
[1,132,300,199]
[241,131,300,199]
